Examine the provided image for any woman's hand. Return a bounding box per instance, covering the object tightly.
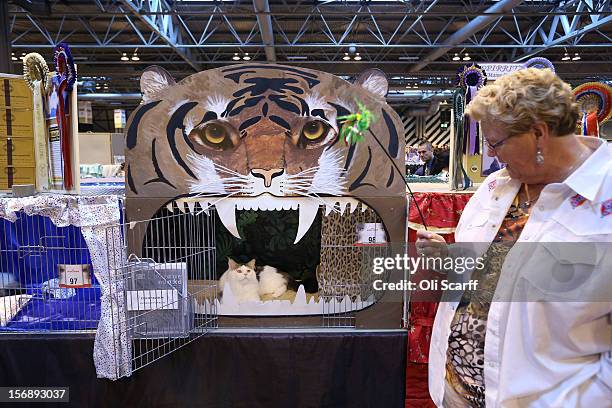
[416,230,448,259]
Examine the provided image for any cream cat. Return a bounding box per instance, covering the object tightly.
[257,265,299,298]
[218,259,260,303]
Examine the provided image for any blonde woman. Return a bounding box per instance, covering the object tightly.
[417,68,611,407]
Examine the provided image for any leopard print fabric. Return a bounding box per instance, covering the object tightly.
[445,201,529,407]
[318,205,387,300]
[445,243,511,408]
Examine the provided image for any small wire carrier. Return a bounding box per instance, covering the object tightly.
[102,209,218,377]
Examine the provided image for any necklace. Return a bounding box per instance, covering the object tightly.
[518,147,591,211]
[519,184,538,211]
[523,184,532,209]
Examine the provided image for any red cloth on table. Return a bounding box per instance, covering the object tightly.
[405,362,437,408]
[408,192,472,229]
[407,192,473,364]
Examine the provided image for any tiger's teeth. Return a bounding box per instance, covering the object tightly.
[166,202,174,213]
[196,200,211,215]
[318,197,360,217]
[294,201,319,244]
[186,201,196,214]
[171,196,363,239]
[216,200,240,239]
[339,201,348,215]
[175,200,187,213]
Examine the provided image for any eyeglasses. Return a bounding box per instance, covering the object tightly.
[417,150,428,154]
[484,135,512,152]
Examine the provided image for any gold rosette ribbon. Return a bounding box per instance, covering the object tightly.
[23,53,51,191]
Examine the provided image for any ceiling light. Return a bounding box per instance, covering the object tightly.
[398,56,419,61]
[572,53,580,61]
[353,53,362,61]
[561,52,571,61]
[342,53,351,61]
[121,53,129,61]
[462,53,471,61]
[131,53,140,61]
[232,53,241,61]
[287,56,307,60]
[242,53,251,61]
[95,84,101,90]
[11,52,17,61]
[452,53,460,61]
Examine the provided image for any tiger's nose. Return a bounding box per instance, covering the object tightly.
[251,168,284,188]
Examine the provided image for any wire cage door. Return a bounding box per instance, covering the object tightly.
[104,207,218,377]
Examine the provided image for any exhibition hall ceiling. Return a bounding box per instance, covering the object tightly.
[7,0,612,103]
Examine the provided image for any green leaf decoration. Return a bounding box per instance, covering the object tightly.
[338,100,375,146]
[237,210,259,238]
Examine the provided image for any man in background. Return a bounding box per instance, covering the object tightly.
[414,140,449,176]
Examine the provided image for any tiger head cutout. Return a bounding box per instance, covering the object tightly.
[125,64,406,244]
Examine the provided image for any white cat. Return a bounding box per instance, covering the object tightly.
[257,265,299,298]
[218,259,260,303]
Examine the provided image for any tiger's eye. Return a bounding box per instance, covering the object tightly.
[204,123,227,144]
[302,121,326,140]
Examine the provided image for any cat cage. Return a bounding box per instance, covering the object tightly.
[85,199,399,378]
[0,209,100,332]
[0,197,401,332]
[102,206,218,375]
[118,198,400,330]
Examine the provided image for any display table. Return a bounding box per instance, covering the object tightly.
[0,331,407,408]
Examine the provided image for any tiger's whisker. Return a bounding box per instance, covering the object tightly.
[214,165,249,177]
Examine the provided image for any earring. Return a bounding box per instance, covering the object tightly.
[535,148,544,164]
